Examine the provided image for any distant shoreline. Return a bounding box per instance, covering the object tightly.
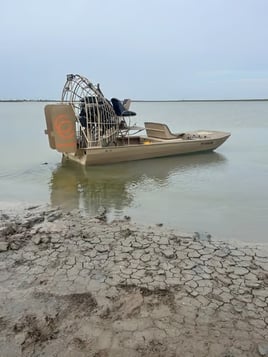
[0,98,268,103]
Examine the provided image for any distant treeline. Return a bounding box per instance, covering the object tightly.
[0,99,59,102]
[0,98,268,103]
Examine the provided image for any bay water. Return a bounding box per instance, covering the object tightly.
[0,100,267,243]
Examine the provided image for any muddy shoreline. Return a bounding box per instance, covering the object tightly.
[0,205,268,357]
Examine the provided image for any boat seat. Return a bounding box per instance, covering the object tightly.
[144,122,185,139]
[122,98,131,110]
[111,98,136,117]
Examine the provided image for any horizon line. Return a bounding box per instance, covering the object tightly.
[0,98,268,103]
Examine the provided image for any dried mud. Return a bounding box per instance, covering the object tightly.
[0,205,268,357]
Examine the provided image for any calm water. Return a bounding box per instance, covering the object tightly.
[0,101,267,243]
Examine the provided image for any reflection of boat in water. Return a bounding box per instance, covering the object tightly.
[50,152,226,214]
[44,74,230,166]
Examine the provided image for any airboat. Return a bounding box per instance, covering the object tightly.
[44,74,230,166]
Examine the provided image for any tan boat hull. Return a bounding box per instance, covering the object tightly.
[63,131,230,166]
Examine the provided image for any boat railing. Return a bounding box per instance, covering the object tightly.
[60,75,139,149]
[73,98,120,148]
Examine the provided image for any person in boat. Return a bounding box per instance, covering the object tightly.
[79,97,117,141]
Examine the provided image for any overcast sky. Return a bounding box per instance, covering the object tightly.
[1,0,268,100]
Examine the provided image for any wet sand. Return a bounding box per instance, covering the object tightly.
[0,205,268,357]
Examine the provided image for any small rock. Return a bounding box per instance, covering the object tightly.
[183,261,196,270]
[252,288,268,299]
[47,212,62,222]
[121,246,133,253]
[42,236,51,244]
[141,254,151,262]
[215,247,230,258]
[0,223,18,236]
[258,272,268,281]
[230,249,245,257]
[232,300,245,313]
[121,228,132,238]
[157,269,165,275]
[95,207,107,221]
[162,249,175,259]
[0,241,9,252]
[33,236,42,245]
[188,250,201,258]
[158,237,169,245]
[27,205,40,210]
[245,281,261,289]
[23,215,44,228]
[257,342,268,356]
[9,242,20,250]
[232,267,249,276]
[256,250,268,258]
[96,245,109,253]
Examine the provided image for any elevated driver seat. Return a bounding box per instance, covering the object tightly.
[111,98,136,117]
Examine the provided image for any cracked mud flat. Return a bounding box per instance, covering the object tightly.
[0,206,268,357]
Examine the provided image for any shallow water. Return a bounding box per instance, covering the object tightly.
[0,101,267,242]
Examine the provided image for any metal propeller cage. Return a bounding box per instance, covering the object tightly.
[61,74,119,148]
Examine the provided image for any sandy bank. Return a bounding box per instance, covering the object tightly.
[0,205,268,357]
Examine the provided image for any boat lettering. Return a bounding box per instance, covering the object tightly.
[201,141,214,145]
